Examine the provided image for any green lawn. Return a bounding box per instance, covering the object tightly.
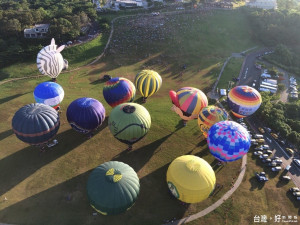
[217,57,244,90]
[0,8,298,225]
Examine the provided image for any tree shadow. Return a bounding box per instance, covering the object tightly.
[112,133,174,173]
[0,165,188,225]
[138,164,188,224]
[0,92,30,105]
[0,129,14,141]
[0,127,104,196]
[249,176,265,191]
[285,191,300,210]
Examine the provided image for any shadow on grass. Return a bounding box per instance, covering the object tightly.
[112,133,175,173]
[0,165,188,225]
[0,129,14,141]
[90,78,106,85]
[0,93,29,105]
[285,191,300,212]
[134,96,145,105]
[249,176,265,191]
[0,123,109,197]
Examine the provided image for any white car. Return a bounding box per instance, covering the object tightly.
[293,192,300,196]
[254,151,263,156]
[271,166,282,172]
[263,150,272,155]
[293,159,300,167]
[290,187,300,192]
[255,146,263,151]
[259,154,269,159]
[262,145,270,150]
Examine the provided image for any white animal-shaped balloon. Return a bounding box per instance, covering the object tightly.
[37,38,68,79]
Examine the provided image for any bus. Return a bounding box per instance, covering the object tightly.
[259,84,277,94]
[261,81,278,88]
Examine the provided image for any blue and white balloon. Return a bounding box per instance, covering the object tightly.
[34,82,64,109]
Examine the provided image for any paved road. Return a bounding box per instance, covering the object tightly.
[237,49,300,188]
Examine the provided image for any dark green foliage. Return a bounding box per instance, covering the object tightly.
[257,92,300,145]
[0,0,97,67]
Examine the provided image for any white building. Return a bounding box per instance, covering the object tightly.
[115,0,143,8]
[24,24,50,38]
[246,0,277,10]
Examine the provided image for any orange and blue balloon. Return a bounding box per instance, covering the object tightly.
[66,98,105,134]
[103,77,136,107]
[227,85,262,118]
[198,106,228,138]
[207,121,251,162]
[34,82,64,109]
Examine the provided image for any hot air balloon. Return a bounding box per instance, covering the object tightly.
[227,85,262,118]
[169,87,208,126]
[87,161,140,215]
[207,121,251,162]
[66,98,105,136]
[33,81,64,110]
[108,103,151,150]
[12,103,60,146]
[166,155,216,203]
[37,38,68,81]
[103,77,136,108]
[198,105,228,138]
[134,69,162,102]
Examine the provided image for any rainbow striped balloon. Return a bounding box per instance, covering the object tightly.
[135,70,162,99]
[227,85,262,118]
[198,105,228,138]
[207,121,251,162]
[103,77,136,107]
[176,87,208,119]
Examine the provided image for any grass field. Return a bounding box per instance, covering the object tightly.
[217,57,244,90]
[0,8,299,225]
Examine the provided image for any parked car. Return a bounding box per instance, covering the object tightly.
[263,150,272,155]
[258,127,265,133]
[264,127,271,132]
[285,165,291,171]
[279,140,285,145]
[255,146,263,151]
[254,134,264,139]
[259,154,269,159]
[255,172,268,182]
[293,159,300,167]
[280,176,291,181]
[273,159,283,165]
[271,133,278,139]
[290,187,300,192]
[286,148,294,155]
[254,151,263,156]
[293,192,300,196]
[296,197,300,201]
[271,166,282,171]
[256,139,265,143]
[262,145,270,150]
[251,142,258,146]
[267,162,277,167]
[262,158,272,163]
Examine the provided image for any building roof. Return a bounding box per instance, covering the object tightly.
[24,24,50,34]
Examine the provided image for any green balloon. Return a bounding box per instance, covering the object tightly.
[108,103,151,145]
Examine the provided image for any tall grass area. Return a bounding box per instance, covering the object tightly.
[217,57,244,90]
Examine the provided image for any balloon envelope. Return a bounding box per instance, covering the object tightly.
[87,161,140,215]
[36,39,65,78]
[227,85,262,118]
[135,70,162,98]
[66,98,105,134]
[108,103,151,145]
[207,121,251,162]
[34,82,64,109]
[166,155,216,203]
[198,105,228,138]
[170,87,208,120]
[103,77,136,107]
[12,103,60,145]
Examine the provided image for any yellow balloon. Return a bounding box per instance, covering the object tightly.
[166,155,216,203]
